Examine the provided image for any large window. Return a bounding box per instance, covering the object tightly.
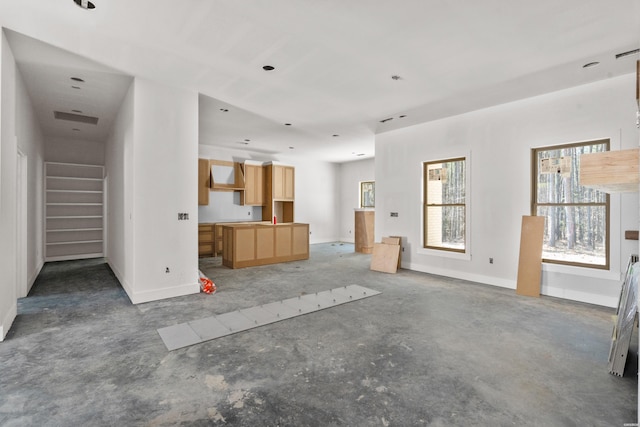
[423,158,466,252]
[532,140,609,269]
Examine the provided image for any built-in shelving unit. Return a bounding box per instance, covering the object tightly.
[45,162,104,261]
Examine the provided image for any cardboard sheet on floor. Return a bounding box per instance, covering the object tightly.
[516,215,545,297]
[157,284,382,351]
[370,241,400,273]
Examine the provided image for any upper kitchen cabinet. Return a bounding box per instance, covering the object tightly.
[241,163,265,206]
[198,159,210,205]
[263,164,295,223]
[272,165,295,200]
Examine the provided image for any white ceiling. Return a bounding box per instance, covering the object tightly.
[1,0,638,163]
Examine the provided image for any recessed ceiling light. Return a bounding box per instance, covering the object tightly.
[284,123,292,126]
[263,65,275,71]
[289,146,295,149]
[71,85,81,89]
[332,134,339,137]
[72,128,80,132]
[379,118,393,123]
[399,115,407,118]
[73,0,95,10]
[219,108,229,112]
[391,75,402,80]
[71,109,83,113]
[244,139,250,142]
[70,77,85,82]
[582,61,600,68]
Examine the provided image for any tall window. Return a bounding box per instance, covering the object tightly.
[423,158,466,252]
[532,140,609,269]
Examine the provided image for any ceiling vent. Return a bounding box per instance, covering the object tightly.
[54,111,99,125]
[615,48,639,59]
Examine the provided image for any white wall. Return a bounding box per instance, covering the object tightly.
[0,32,45,339]
[128,78,199,304]
[338,158,375,242]
[15,60,45,294]
[45,136,104,165]
[375,74,638,307]
[0,32,18,341]
[104,79,134,297]
[198,145,340,244]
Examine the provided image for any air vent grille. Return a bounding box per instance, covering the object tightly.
[53,111,99,125]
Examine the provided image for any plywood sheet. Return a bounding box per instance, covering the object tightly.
[516,216,545,297]
[370,242,400,274]
[579,148,639,193]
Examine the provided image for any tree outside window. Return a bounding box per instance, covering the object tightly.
[532,140,609,269]
[360,181,375,208]
[423,158,466,252]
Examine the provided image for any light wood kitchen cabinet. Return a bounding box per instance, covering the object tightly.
[198,223,215,257]
[222,223,309,268]
[272,165,294,200]
[354,209,375,254]
[198,159,210,206]
[263,164,295,223]
[240,164,265,206]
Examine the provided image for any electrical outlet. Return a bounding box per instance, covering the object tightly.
[489,258,493,264]
[165,267,170,273]
[247,211,251,216]
[178,213,189,220]
[390,212,399,217]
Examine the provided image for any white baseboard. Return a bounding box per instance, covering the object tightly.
[107,260,134,303]
[128,282,200,305]
[541,285,618,308]
[27,259,44,294]
[310,238,344,245]
[0,302,17,342]
[405,262,516,289]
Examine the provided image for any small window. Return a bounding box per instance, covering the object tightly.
[423,158,466,252]
[360,181,375,208]
[532,140,609,269]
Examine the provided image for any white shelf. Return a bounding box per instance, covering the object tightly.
[46,203,102,207]
[46,240,103,246]
[45,162,104,260]
[47,228,103,232]
[47,189,102,194]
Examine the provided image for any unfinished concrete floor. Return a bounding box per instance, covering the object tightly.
[0,243,637,426]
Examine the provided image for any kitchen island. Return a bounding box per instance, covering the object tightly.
[221,223,309,268]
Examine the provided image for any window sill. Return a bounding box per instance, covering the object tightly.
[541,262,620,281]
[417,247,471,261]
